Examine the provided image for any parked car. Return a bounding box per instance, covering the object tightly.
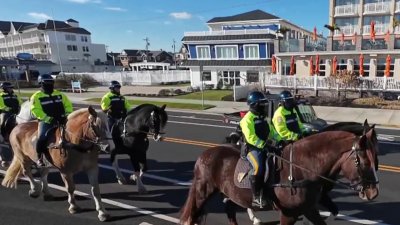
[222,94,328,133]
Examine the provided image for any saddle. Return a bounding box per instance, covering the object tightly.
[233,157,275,189]
[31,125,66,167]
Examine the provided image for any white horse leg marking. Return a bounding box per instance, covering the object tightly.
[131,170,147,194]
[60,173,80,214]
[40,167,53,201]
[24,167,40,198]
[112,155,126,185]
[247,208,262,225]
[87,167,110,222]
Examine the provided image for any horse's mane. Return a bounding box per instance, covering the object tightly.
[68,108,88,120]
[127,103,168,128]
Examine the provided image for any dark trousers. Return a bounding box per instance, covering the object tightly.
[247,149,266,178]
[36,121,55,155]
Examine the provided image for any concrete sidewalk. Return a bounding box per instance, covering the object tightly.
[17,87,400,127]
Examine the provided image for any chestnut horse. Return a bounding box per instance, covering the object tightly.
[2,106,115,221]
[181,128,379,225]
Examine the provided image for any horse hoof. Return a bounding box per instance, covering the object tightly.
[117,178,127,185]
[29,190,40,198]
[69,206,81,214]
[138,188,147,194]
[43,194,54,201]
[98,213,110,222]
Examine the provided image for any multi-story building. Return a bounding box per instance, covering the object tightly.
[119,49,173,70]
[0,19,107,75]
[181,10,325,88]
[274,0,400,78]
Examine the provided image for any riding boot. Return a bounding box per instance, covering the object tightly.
[35,139,47,167]
[250,175,266,208]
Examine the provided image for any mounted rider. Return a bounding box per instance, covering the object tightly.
[101,80,132,130]
[239,91,281,208]
[272,90,306,141]
[31,74,73,167]
[0,82,22,142]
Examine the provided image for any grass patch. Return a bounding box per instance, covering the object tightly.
[85,98,215,110]
[174,90,232,101]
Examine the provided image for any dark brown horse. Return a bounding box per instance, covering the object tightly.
[180,127,379,225]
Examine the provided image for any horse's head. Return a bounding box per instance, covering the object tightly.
[149,104,168,141]
[340,121,379,201]
[85,106,115,153]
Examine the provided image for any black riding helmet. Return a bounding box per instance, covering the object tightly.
[38,74,54,85]
[247,91,268,115]
[0,82,14,90]
[109,80,121,89]
[279,90,296,110]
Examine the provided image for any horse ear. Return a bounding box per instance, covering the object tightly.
[358,135,367,150]
[88,106,97,118]
[363,119,369,127]
[160,104,166,111]
[371,124,376,129]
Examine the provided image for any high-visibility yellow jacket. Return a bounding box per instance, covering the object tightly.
[30,90,73,123]
[240,111,281,150]
[272,106,305,141]
[0,92,22,114]
[101,91,131,119]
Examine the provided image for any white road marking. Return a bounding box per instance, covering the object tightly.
[320,211,391,225]
[169,115,221,122]
[139,223,153,225]
[0,169,179,224]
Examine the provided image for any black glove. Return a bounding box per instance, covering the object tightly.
[58,116,67,125]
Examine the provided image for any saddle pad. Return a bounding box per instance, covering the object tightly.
[234,158,251,189]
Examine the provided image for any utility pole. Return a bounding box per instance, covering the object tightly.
[172,39,176,66]
[143,37,150,61]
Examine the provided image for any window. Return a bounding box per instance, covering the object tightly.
[361,39,387,50]
[216,46,238,59]
[196,46,210,59]
[222,71,240,85]
[318,59,326,76]
[246,71,259,82]
[65,34,76,41]
[82,46,89,52]
[81,36,88,42]
[395,38,400,49]
[67,45,78,51]
[244,45,259,59]
[201,71,212,81]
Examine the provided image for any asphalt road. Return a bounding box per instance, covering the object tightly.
[0,107,399,225]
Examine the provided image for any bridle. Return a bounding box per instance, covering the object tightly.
[121,110,164,140]
[346,136,379,191]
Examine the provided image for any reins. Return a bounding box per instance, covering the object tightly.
[268,137,373,192]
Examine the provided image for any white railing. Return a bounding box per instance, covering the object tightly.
[22,37,45,45]
[364,2,391,14]
[67,70,191,86]
[334,25,359,35]
[264,75,400,92]
[184,29,274,36]
[396,1,400,12]
[363,24,389,34]
[335,4,358,16]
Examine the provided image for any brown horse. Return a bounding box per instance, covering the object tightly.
[2,106,115,221]
[180,128,379,225]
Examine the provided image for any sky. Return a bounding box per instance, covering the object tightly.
[0,0,329,53]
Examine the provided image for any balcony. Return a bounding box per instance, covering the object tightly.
[363,24,389,34]
[334,25,359,35]
[396,1,400,13]
[23,37,45,44]
[184,29,275,36]
[335,5,359,17]
[364,2,391,15]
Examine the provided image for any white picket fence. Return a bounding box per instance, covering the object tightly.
[66,70,191,85]
[264,75,400,92]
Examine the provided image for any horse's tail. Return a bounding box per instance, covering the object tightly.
[180,159,215,225]
[1,155,22,188]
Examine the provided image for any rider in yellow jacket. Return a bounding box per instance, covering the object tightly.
[0,82,22,139]
[240,91,281,208]
[101,80,131,129]
[31,74,73,167]
[272,90,305,141]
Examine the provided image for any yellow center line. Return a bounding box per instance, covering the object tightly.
[162,136,400,173]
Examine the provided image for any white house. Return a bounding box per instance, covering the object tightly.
[0,19,107,74]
